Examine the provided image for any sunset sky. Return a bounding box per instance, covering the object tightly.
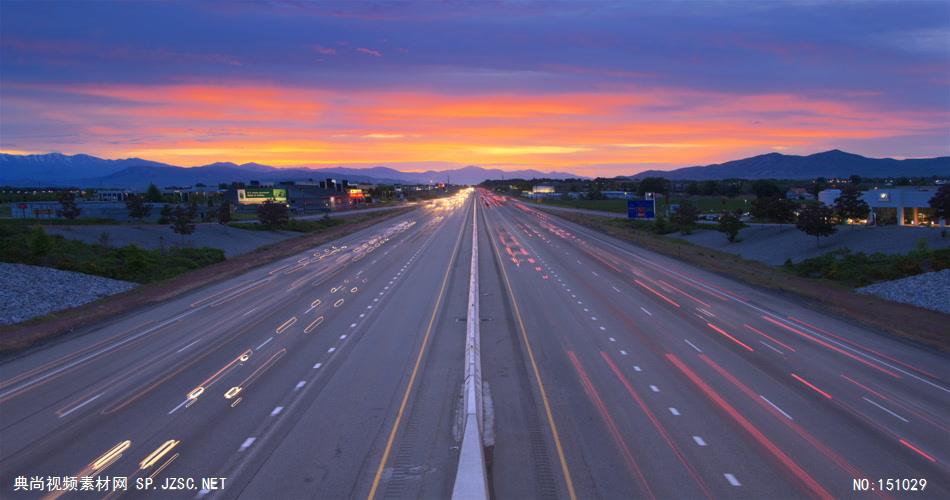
[1,1,948,177]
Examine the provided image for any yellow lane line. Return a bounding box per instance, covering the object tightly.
[367,197,472,500]
[484,202,578,500]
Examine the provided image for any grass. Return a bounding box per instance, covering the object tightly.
[0,223,225,283]
[536,207,950,351]
[527,195,753,215]
[229,216,344,233]
[0,217,120,225]
[784,245,950,287]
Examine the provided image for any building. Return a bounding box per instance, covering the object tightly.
[95,189,132,202]
[602,191,637,200]
[819,187,941,226]
[786,187,815,200]
[524,184,561,199]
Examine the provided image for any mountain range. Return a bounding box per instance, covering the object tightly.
[629,150,950,180]
[1,150,948,188]
[0,153,581,188]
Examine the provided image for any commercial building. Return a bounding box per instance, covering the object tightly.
[818,186,941,226]
[602,191,637,200]
[523,184,560,199]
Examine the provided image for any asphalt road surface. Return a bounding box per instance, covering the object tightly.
[1,189,947,499]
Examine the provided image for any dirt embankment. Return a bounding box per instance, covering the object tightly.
[0,208,414,352]
[544,210,949,352]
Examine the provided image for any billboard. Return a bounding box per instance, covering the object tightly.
[237,188,287,205]
[627,199,656,220]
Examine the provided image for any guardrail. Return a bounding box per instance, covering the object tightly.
[452,198,489,500]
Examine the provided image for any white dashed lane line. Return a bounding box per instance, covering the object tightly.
[312,362,322,369]
[256,337,273,350]
[295,381,306,390]
[633,365,642,372]
[669,407,680,416]
[239,437,256,452]
[692,436,707,447]
[649,385,660,392]
[620,350,628,356]
[760,395,794,420]
[724,474,741,487]
[612,286,621,293]
[684,339,702,352]
[862,397,909,423]
[270,406,283,416]
[640,307,652,316]
[759,341,784,355]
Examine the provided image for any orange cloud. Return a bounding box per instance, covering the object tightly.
[3,81,944,176]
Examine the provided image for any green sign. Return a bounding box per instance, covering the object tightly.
[239,188,286,204]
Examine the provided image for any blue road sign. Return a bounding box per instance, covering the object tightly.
[627,199,656,219]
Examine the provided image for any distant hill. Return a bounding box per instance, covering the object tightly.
[0,153,580,188]
[629,150,950,180]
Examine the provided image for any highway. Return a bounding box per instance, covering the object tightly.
[1,188,948,499]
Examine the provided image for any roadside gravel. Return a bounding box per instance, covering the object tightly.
[0,263,136,325]
[857,269,950,315]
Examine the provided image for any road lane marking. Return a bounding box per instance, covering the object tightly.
[256,337,273,350]
[612,286,621,293]
[724,473,741,486]
[327,347,336,353]
[271,406,283,416]
[760,395,793,420]
[239,437,256,451]
[634,365,642,372]
[692,436,707,446]
[650,385,659,392]
[484,206,577,500]
[640,307,652,316]
[759,341,784,354]
[313,363,322,369]
[862,397,909,423]
[295,381,306,390]
[368,194,472,500]
[620,350,628,356]
[684,339,702,352]
[176,340,200,353]
[168,398,188,415]
[669,407,680,416]
[59,392,104,417]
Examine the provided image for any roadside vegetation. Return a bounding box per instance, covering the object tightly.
[0,221,225,283]
[784,242,950,287]
[227,200,345,233]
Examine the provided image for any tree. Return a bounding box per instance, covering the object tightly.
[752,180,782,199]
[833,185,869,228]
[218,202,232,224]
[125,195,152,222]
[796,204,837,247]
[158,204,173,225]
[145,183,163,202]
[769,197,796,227]
[929,184,950,225]
[170,204,195,244]
[586,187,606,200]
[257,200,289,230]
[671,199,699,234]
[717,211,744,242]
[57,191,82,220]
[637,177,669,197]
